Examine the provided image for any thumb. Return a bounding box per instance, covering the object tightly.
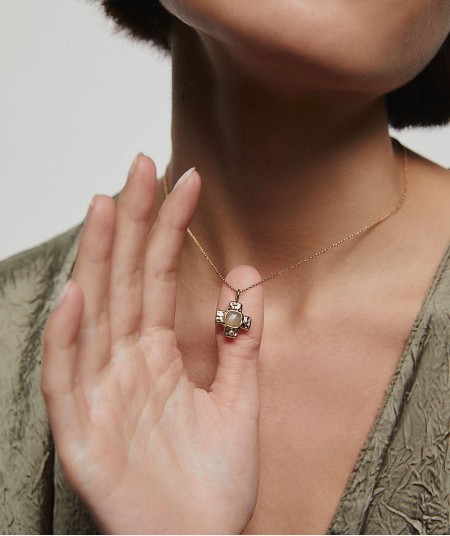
[210,265,264,418]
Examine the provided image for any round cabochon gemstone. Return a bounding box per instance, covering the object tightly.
[225,310,242,328]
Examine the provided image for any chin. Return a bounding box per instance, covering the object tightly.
[165,0,450,96]
[214,1,449,96]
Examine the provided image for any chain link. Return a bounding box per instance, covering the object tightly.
[163,145,408,296]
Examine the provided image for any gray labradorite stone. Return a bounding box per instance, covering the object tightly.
[225,310,242,328]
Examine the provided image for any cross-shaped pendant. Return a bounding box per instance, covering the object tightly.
[216,293,252,338]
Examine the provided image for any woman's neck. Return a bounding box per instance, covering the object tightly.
[166,23,406,301]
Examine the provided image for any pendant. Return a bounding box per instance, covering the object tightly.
[215,289,252,338]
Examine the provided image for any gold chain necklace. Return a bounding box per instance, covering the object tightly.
[163,146,409,338]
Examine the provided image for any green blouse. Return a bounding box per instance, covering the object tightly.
[0,224,448,534]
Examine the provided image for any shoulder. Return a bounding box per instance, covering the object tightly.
[407,148,450,211]
[402,148,450,318]
[0,224,82,286]
[433,240,450,309]
[0,223,82,361]
[408,150,450,319]
[425,240,450,350]
[0,224,82,302]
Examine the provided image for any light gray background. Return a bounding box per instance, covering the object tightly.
[1,0,449,260]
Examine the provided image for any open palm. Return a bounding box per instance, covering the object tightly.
[41,156,264,534]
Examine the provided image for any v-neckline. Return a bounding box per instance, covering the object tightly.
[326,240,450,535]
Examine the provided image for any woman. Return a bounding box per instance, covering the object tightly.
[1,1,449,534]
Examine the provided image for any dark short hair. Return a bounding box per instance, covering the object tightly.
[102,0,450,129]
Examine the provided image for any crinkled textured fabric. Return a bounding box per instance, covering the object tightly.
[327,242,450,535]
[0,225,97,534]
[0,225,449,535]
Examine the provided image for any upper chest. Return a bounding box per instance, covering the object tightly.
[243,329,404,534]
[177,296,417,534]
[172,154,449,533]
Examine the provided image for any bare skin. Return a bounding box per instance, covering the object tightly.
[173,153,450,534]
[42,1,450,534]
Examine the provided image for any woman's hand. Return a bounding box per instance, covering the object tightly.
[41,154,264,534]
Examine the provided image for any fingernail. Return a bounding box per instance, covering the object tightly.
[55,280,72,308]
[83,195,98,228]
[173,167,196,191]
[87,194,97,216]
[128,152,144,178]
